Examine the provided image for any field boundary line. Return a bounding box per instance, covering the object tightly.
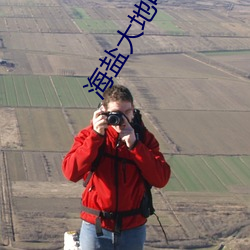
[239,156,250,171]
[143,111,180,154]
[1,149,67,153]
[170,165,187,192]
[75,77,91,107]
[220,157,245,185]
[6,106,250,113]
[184,52,250,82]
[12,76,18,106]
[71,19,82,33]
[0,151,15,245]
[2,148,248,157]
[184,158,208,191]
[1,76,8,106]
[149,108,250,113]
[62,108,75,136]
[158,190,190,239]
[4,76,17,106]
[37,76,49,107]
[49,76,62,107]
[20,151,28,181]
[23,75,33,107]
[63,77,78,107]
[200,156,228,191]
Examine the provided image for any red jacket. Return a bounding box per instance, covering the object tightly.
[62,124,171,231]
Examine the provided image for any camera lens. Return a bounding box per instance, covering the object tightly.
[108,114,121,125]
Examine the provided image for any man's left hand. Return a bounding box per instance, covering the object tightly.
[119,116,137,149]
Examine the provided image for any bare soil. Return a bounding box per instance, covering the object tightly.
[0,108,21,149]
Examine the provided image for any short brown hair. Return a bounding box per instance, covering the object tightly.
[102,84,133,108]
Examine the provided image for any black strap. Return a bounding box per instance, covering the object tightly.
[95,217,103,237]
[82,205,142,219]
[144,180,155,216]
[82,205,142,236]
[83,151,138,188]
[83,140,106,187]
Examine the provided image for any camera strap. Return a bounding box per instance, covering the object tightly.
[83,139,106,187]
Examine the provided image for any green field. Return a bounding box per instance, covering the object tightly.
[71,6,182,33]
[71,7,118,33]
[75,19,118,33]
[71,7,90,19]
[0,75,100,108]
[165,155,250,192]
[202,50,250,56]
[153,10,184,34]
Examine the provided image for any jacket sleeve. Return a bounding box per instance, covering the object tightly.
[130,128,171,188]
[62,126,105,182]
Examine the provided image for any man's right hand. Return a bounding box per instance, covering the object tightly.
[92,109,108,136]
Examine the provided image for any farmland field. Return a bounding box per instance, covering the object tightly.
[1,0,250,250]
[165,155,250,192]
[146,109,250,155]
[0,75,100,107]
[203,50,250,73]
[0,108,21,149]
[75,19,118,33]
[153,9,184,34]
[16,108,73,151]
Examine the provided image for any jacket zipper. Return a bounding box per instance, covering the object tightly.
[114,138,121,235]
[122,159,127,183]
[114,145,119,211]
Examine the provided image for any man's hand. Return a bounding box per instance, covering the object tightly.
[119,116,137,149]
[92,109,108,136]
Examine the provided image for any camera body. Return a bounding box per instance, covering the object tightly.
[102,111,124,126]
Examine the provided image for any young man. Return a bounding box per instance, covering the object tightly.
[62,85,171,250]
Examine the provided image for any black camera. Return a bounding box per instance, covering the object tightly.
[102,111,124,126]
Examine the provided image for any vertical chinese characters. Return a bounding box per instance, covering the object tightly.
[83,0,158,100]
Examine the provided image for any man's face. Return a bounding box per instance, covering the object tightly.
[106,101,134,133]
